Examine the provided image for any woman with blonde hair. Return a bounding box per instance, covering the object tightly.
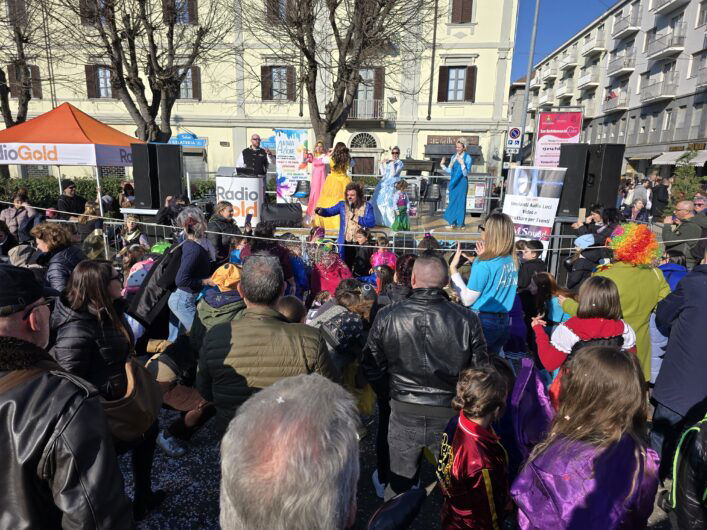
[119,215,149,253]
[450,212,518,354]
[306,141,330,218]
[315,143,352,233]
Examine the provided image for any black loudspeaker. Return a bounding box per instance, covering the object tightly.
[155,144,184,203]
[260,203,303,228]
[132,143,159,209]
[583,144,625,209]
[557,144,590,218]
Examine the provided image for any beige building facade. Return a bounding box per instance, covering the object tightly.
[3,0,519,180]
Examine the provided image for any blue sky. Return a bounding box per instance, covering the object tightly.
[511,0,613,81]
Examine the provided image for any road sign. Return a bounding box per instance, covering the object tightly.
[506,148,519,155]
[506,127,522,150]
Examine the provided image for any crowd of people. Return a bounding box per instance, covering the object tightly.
[1,169,706,530]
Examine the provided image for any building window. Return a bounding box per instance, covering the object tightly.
[663,109,673,130]
[261,65,295,101]
[699,1,707,27]
[676,106,687,128]
[630,115,637,135]
[640,115,646,134]
[350,133,377,149]
[162,0,197,25]
[447,67,466,101]
[97,66,111,98]
[7,63,42,99]
[619,117,626,137]
[179,68,192,99]
[650,112,658,133]
[450,0,473,24]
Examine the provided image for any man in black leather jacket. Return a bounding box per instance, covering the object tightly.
[0,265,133,529]
[364,255,489,499]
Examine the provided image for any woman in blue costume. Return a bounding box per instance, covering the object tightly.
[440,140,472,229]
[371,146,404,227]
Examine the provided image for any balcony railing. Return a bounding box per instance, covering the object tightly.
[581,99,600,118]
[530,74,541,88]
[542,66,558,80]
[646,26,686,59]
[640,75,678,103]
[691,124,706,140]
[602,92,628,112]
[697,66,707,88]
[607,53,635,76]
[581,31,606,56]
[559,50,578,70]
[577,67,600,88]
[612,11,640,38]
[556,79,575,98]
[652,0,690,16]
[349,99,385,120]
[538,90,554,105]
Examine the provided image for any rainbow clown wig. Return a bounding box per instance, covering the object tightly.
[608,223,661,267]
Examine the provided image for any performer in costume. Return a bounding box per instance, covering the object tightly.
[371,146,404,227]
[315,143,352,233]
[440,140,472,229]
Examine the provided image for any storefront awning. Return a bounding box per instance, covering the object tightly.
[653,151,689,165]
[626,153,659,160]
[689,150,707,166]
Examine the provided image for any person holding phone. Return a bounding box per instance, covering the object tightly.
[207,201,243,264]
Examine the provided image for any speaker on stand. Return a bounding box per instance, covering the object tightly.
[132,143,159,209]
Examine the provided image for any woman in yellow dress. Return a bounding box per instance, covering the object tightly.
[315,143,352,233]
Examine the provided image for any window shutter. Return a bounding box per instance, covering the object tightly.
[7,64,19,98]
[286,0,296,21]
[188,0,198,24]
[191,66,201,100]
[451,0,463,24]
[266,0,278,23]
[464,65,477,102]
[373,67,385,101]
[437,66,449,102]
[30,65,42,99]
[286,65,296,101]
[79,0,97,25]
[162,0,173,23]
[261,65,272,100]
[461,0,473,23]
[85,64,98,98]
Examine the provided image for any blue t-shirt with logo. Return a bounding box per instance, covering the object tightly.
[467,255,518,312]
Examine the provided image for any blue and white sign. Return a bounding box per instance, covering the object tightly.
[506,127,522,150]
[169,132,207,148]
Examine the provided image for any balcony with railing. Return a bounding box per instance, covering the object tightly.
[640,74,678,103]
[529,95,539,109]
[538,89,555,105]
[691,124,706,140]
[556,78,575,98]
[697,66,707,89]
[542,65,558,80]
[559,49,578,71]
[612,11,640,39]
[646,26,686,60]
[347,99,396,126]
[581,31,606,56]
[607,52,636,77]
[530,73,541,88]
[652,0,690,16]
[581,98,600,118]
[602,92,629,113]
[577,66,600,89]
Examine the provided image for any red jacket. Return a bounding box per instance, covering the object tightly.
[437,412,510,530]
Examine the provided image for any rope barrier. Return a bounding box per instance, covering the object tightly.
[4,199,707,255]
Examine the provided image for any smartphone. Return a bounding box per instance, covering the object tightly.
[245,213,253,225]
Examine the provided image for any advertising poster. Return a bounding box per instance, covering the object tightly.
[534,111,583,167]
[502,167,566,241]
[274,129,309,201]
[215,176,264,225]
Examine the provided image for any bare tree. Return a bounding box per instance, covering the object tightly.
[0,0,55,128]
[239,0,440,147]
[50,0,236,141]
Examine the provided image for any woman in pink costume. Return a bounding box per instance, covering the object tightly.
[307,141,330,218]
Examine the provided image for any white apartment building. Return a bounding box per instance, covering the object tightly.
[509,0,707,177]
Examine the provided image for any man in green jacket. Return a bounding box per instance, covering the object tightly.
[197,253,336,432]
[663,201,703,268]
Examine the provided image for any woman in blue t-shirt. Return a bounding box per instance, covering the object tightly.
[450,213,519,354]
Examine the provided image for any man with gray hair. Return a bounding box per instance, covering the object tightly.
[220,374,359,530]
[364,254,488,499]
[663,200,705,268]
[197,253,335,431]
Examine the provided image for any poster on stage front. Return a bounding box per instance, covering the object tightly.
[502,167,566,241]
[274,129,309,202]
[533,111,583,167]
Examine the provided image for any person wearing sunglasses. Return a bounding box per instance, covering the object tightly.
[371,146,404,227]
[56,179,87,222]
[0,264,133,528]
